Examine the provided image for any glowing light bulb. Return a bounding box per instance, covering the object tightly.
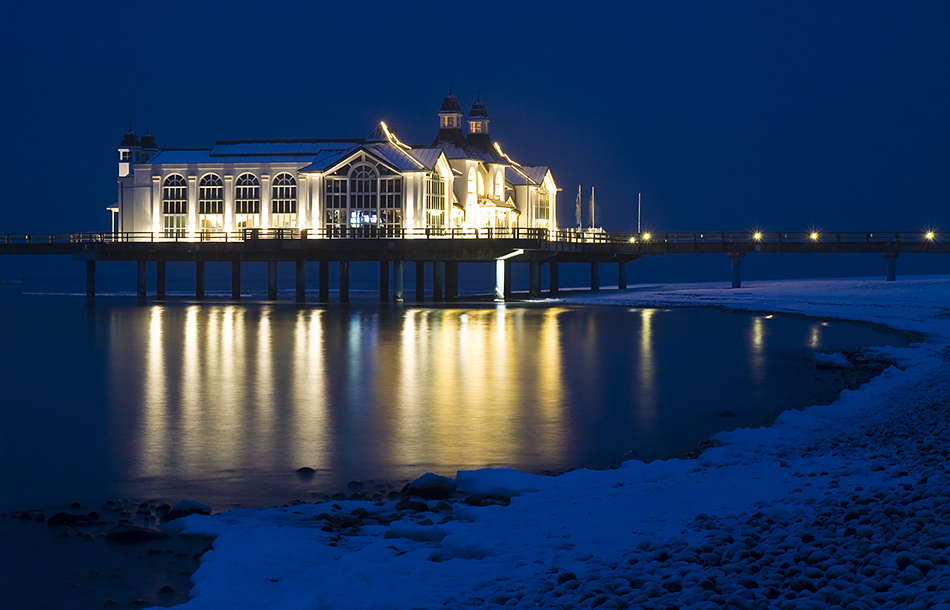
[810,232,819,241]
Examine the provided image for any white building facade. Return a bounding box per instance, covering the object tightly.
[116,94,557,238]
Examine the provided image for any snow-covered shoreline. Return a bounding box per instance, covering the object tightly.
[171,276,950,610]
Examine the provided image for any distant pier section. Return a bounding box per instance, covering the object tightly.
[0,228,946,300]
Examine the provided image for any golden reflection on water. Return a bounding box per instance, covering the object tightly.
[142,307,165,476]
[129,304,574,484]
[750,316,767,387]
[636,308,658,430]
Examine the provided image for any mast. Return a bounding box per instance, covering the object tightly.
[638,192,641,233]
[589,187,595,229]
[575,185,582,229]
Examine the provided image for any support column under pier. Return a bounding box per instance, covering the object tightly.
[231,261,241,300]
[416,262,425,301]
[393,260,404,302]
[529,261,541,298]
[296,259,306,303]
[196,261,205,299]
[339,261,349,303]
[319,260,329,303]
[267,261,277,300]
[729,253,744,289]
[156,261,166,299]
[884,252,898,282]
[379,261,389,302]
[504,261,512,299]
[433,261,444,302]
[86,260,95,298]
[550,262,559,296]
[137,261,147,298]
[618,261,627,290]
[590,262,600,292]
[494,260,505,301]
[445,261,458,301]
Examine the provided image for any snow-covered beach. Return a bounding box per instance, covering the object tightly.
[154,276,950,609]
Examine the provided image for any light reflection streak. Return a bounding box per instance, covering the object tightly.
[142,306,165,476]
[808,323,822,350]
[636,309,658,430]
[292,309,327,469]
[750,316,766,385]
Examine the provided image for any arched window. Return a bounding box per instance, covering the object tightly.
[494,171,504,199]
[235,173,261,229]
[349,164,378,227]
[467,167,476,202]
[477,172,484,196]
[271,173,297,228]
[197,174,223,234]
[162,174,187,237]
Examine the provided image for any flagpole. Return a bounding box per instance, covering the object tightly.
[638,192,641,234]
[575,185,582,231]
[590,187,595,229]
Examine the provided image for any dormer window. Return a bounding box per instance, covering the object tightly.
[469,121,483,134]
[441,115,456,128]
[120,150,130,161]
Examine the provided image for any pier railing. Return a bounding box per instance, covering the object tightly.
[0,229,943,246]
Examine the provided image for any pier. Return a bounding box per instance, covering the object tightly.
[1,229,946,300]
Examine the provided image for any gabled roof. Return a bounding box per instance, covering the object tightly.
[299,142,429,174]
[407,147,445,170]
[521,165,550,185]
[505,165,535,186]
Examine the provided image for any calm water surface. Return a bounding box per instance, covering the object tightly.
[0,290,912,511]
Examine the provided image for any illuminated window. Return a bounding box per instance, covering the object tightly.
[349,165,378,227]
[379,177,402,227]
[425,172,445,229]
[467,167,476,200]
[325,177,347,213]
[197,174,223,233]
[198,174,223,214]
[470,121,482,133]
[477,172,484,196]
[271,173,297,228]
[441,115,457,128]
[536,189,550,225]
[120,150,130,161]
[235,173,261,229]
[494,171,504,199]
[162,174,187,237]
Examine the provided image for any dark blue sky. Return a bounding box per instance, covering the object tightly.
[2,1,949,282]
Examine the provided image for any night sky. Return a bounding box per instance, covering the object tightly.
[2,1,948,283]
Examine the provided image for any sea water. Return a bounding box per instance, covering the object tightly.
[0,288,912,511]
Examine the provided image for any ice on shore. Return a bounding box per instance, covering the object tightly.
[172,276,950,610]
[812,351,853,368]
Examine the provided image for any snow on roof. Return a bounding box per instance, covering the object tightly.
[210,141,361,157]
[504,165,534,185]
[521,165,550,185]
[147,149,323,165]
[146,149,213,164]
[407,147,444,170]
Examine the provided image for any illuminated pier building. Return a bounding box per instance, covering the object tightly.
[115,93,557,238]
